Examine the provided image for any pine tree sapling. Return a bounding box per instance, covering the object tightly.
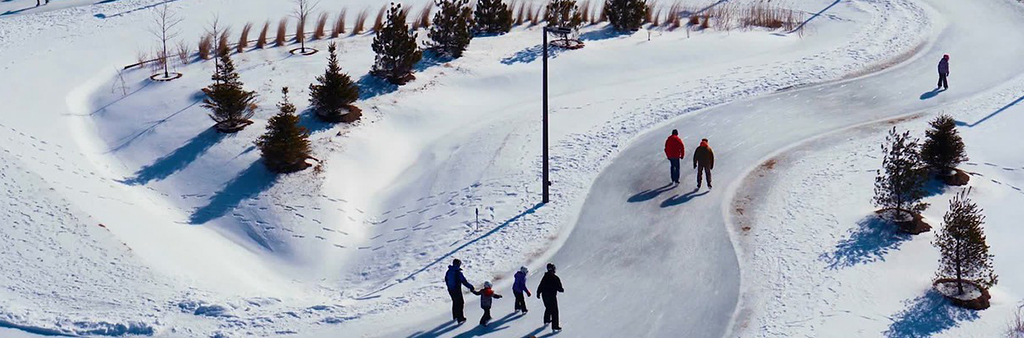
[873,127,930,232]
[309,42,362,123]
[922,114,969,179]
[430,0,474,57]
[202,53,257,132]
[545,0,584,31]
[474,0,513,34]
[258,87,312,173]
[934,188,997,301]
[371,3,423,85]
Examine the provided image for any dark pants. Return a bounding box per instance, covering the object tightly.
[514,291,528,312]
[669,158,681,183]
[542,295,559,328]
[938,73,948,89]
[448,289,466,321]
[480,307,492,325]
[697,165,712,187]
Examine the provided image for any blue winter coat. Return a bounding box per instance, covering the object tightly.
[513,271,529,293]
[938,59,949,75]
[445,265,474,291]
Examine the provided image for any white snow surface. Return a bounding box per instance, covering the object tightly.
[1,0,1021,336]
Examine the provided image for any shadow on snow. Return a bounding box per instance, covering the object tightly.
[579,26,631,41]
[821,214,911,269]
[919,87,946,100]
[660,188,709,207]
[884,289,979,337]
[500,44,568,65]
[121,127,224,185]
[956,94,1024,127]
[188,160,277,225]
[628,183,676,203]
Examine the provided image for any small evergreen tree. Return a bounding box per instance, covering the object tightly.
[429,0,474,57]
[873,127,929,218]
[309,42,361,123]
[934,188,997,295]
[257,87,312,173]
[921,114,968,175]
[371,3,423,85]
[545,0,584,31]
[202,52,257,132]
[604,0,647,31]
[474,0,513,34]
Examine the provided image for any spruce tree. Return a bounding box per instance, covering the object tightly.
[873,127,929,219]
[921,114,968,175]
[257,87,312,173]
[604,0,647,31]
[371,3,423,85]
[934,188,997,295]
[545,0,584,31]
[429,0,474,57]
[474,0,513,34]
[309,42,361,123]
[202,52,257,132]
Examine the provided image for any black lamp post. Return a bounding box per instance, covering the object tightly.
[541,26,570,204]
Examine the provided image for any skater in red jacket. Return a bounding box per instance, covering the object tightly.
[664,129,686,184]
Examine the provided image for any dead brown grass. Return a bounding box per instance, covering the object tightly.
[217,28,230,56]
[580,0,590,24]
[314,12,328,39]
[515,2,525,25]
[373,5,386,31]
[276,18,288,46]
[417,2,432,29]
[295,17,306,43]
[332,9,347,37]
[740,1,799,31]
[197,34,212,59]
[237,23,252,53]
[353,9,368,34]
[256,21,269,48]
[644,2,655,23]
[175,40,190,64]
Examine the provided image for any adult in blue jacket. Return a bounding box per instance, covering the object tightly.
[444,259,476,324]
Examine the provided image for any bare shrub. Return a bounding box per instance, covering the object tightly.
[700,15,709,29]
[353,9,368,34]
[256,21,269,48]
[1009,306,1024,338]
[151,50,166,72]
[175,40,191,64]
[238,22,252,53]
[314,12,328,39]
[276,18,288,46]
[373,5,386,31]
[136,50,149,66]
[332,9,347,37]
[198,34,213,59]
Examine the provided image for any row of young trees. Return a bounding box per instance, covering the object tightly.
[202,42,358,173]
[872,115,995,308]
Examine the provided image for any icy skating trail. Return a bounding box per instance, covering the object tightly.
[389,0,1024,336]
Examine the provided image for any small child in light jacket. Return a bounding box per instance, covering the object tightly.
[476,281,502,326]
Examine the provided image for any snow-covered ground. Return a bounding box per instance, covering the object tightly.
[734,77,1024,337]
[1,0,1022,336]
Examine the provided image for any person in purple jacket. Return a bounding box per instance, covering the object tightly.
[938,54,950,90]
[512,266,532,313]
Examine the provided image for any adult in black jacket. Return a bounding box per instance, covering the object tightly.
[536,263,564,331]
[444,259,476,324]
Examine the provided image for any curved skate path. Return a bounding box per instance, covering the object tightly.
[396,0,1024,336]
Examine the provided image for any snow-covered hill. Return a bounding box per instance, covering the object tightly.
[1,0,1021,336]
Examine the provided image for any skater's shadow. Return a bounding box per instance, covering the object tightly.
[525,325,562,338]
[449,312,522,337]
[919,88,946,100]
[408,320,460,338]
[660,188,709,208]
[628,183,675,203]
[883,289,979,337]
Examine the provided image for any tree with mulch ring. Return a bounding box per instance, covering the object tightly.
[371,3,423,85]
[932,188,996,310]
[922,114,970,186]
[873,127,930,234]
[202,52,257,133]
[257,87,312,173]
[309,42,361,123]
[545,0,585,49]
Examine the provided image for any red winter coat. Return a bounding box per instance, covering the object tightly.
[664,135,685,159]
